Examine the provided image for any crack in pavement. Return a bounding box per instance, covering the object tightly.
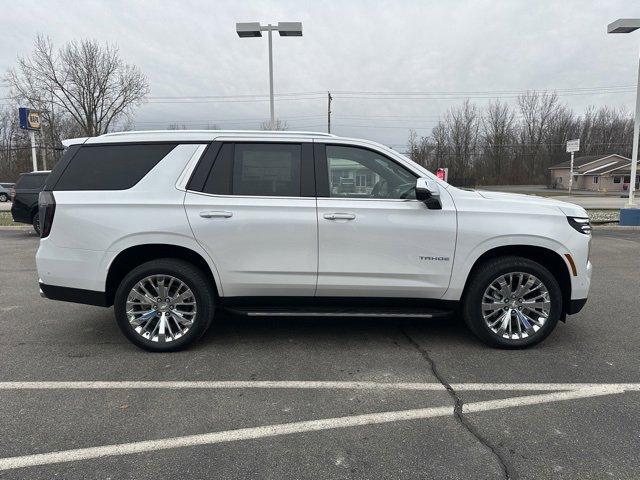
[399,326,515,480]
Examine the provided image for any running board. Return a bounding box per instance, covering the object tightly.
[224,307,452,319]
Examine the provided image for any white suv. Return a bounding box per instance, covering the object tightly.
[36,130,592,351]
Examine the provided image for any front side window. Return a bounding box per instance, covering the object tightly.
[325,145,417,199]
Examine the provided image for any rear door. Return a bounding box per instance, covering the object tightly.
[315,142,457,299]
[184,140,318,297]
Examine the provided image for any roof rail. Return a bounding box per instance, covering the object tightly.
[100,129,336,138]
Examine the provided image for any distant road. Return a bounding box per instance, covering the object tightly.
[548,195,630,209]
[0,202,10,212]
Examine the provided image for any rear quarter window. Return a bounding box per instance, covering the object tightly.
[53,144,177,191]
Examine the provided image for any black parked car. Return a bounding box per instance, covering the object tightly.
[11,171,50,234]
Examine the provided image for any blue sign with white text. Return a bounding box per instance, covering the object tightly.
[18,107,41,130]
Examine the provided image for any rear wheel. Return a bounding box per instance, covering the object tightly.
[0,193,7,202]
[462,256,562,348]
[114,259,215,352]
[32,213,40,235]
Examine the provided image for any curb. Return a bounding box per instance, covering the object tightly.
[0,226,34,232]
[592,225,640,231]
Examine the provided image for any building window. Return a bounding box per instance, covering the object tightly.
[593,176,599,184]
[614,176,621,184]
[556,177,562,183]
[624,176,631,183]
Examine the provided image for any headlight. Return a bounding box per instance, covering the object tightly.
[567,216,591,235]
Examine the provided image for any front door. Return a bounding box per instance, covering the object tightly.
[315,143,457,299]
[185,141,317,297]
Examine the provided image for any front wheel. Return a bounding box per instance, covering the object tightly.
[114,259,215,352]
[0,193,8,202]
[462,256,562,348]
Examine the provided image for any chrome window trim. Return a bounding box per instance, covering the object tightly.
[185,189,420,203]
[175,144,208,191]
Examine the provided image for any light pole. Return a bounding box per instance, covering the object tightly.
[608,19,640,211]
[236,21,303,125]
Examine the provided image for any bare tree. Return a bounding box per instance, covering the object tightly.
[480,100,516,183]
[6,35,149,137]
[407,129,435,169]
[445,100,479,181]
[260,118,288,131]
[516,91,560,181]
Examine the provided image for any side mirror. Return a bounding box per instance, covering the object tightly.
[415,177,442,210]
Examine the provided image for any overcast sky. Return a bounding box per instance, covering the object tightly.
[1,0,638,149]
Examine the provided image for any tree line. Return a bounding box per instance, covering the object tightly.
[407,93,634,186]
[0,35,148,181]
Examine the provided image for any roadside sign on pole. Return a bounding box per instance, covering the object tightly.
[18,107,40,171]
[18,107,41,131]
[436,167,448,182]
[566,139,580,153]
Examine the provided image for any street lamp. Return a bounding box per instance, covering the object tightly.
[236,21,303,124]
[608,19,640,216]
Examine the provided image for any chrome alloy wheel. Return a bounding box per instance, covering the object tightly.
[126,275,197,343]
[481,272,551,340]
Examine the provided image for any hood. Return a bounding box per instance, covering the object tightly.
[475,190,588,217]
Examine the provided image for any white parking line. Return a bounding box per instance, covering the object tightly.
[0,380,639,391]
[0,380,639,390]
[0,386,624,471]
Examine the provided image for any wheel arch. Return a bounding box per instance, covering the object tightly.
[460,244,572,316]
[105,244,220,306]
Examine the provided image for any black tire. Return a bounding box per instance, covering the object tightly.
[32,213,40,235]
[114,258,215,352]
[0,193,7,202]
[462,256,562,348]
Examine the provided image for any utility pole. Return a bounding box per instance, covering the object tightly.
[327,91,332,134]
[568,150,574,194]
[40,128,47,171]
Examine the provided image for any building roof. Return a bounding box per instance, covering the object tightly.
[548,153,637,176]
[548,154,627,170]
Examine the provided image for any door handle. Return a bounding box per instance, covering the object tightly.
[200,211,233,218]
[323,213,356,221]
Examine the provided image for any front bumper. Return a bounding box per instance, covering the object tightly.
[567,298,588,315]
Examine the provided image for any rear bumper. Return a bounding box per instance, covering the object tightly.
[39,281,109,307]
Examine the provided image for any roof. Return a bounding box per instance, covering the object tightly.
[548,154,627,170]
[63,130,337,146]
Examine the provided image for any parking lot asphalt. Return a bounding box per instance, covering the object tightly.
[0,229,639,479]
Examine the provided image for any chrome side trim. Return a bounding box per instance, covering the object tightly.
[243,311,434,318]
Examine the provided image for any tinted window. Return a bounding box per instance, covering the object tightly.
[202,144,233,195]
[202,143,302,197]
[16,174,48,190]
[233,144,301,196]
[325,145,417,199]
[54,144,176,191]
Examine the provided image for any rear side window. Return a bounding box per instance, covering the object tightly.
[233,144,301,196]
[201,143,303,197]
[16,174,48,190]
[54,144,176,191]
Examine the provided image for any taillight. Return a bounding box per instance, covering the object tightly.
[38,191,56,238]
